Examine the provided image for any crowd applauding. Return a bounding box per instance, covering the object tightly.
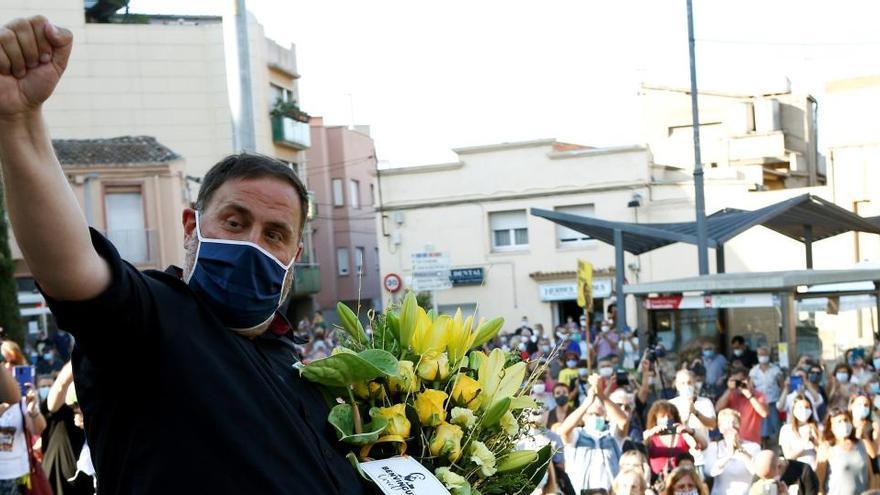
[501,310,880,495]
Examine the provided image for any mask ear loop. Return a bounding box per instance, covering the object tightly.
[185,211,205,284]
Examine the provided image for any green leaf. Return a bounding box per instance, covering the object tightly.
[482,397,511,428]
[301,348,399,387]
[385,312,400,343]
[336,302,367,345]
[471,317,504,349]
[522,444,553,488]
[328,404,388,445]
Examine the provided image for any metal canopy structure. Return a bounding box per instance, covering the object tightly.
[531,193,880,330]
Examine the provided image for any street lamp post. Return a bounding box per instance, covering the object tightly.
[687,0,710,275]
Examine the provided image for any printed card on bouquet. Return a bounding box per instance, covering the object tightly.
[360,456,450,495]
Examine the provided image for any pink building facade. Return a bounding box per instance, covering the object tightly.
[307,118,382,320]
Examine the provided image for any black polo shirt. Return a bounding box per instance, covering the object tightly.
[42,230,367,495]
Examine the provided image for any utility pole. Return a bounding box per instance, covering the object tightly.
[223,0,257,152]
[687,0,709,275]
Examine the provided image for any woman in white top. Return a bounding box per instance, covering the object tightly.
[778,394,820,469]
[0,386,46,495]
[702,408,760,495]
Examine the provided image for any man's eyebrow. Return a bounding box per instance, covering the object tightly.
[218,203,253,218]
[264,220,295,235]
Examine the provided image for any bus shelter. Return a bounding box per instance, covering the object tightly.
[623,269,880,368]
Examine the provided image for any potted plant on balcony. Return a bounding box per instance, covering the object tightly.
[271,98,311,124]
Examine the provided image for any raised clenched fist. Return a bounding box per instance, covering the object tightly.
[0,16,72,120]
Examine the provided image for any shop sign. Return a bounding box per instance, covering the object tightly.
[450,268,484,286]
[539,280,613,302]
[645,293,775,310]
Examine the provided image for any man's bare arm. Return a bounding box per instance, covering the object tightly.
[0,16,110,301]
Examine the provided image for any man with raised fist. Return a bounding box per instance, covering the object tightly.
[0,16,366,494]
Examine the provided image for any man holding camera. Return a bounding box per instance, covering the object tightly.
[716,368,769,444]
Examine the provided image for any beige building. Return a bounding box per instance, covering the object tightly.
[2,1,320,324]
[640,82,823,190]
[11,136,187,333]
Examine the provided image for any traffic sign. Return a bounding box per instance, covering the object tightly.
[411,251,452,292]
[383,273,403,293]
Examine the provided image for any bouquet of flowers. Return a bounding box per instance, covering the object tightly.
[298,292,552,495]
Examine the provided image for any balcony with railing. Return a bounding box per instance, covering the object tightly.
[105,229,160,267]
[293,263,321,296]
[272,115,311,150]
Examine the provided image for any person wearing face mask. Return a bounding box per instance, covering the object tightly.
[643,401,705,481]
[0,29,370,493]
[548,383,573,430]
[703,408,762,495]
[595,320,620,364]
[558,351,583,392]
[749,346,784,448]
[828,363,858,411]
[730,336,758,370]
[778,369,825,425]
[699,342,728,396]
[618,327,640,371]
[557,375,629,493]
[779,395,821,469]
[816,408,870,495]
[669,370,716,460]
[847,395,879,462]
[661,466,709,495]
[849,354,873,387]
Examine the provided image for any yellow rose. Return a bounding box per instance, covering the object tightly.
[388,360,420,394]
[429,422,464,462]
[450,373,482,410]
[373,404,412,438]
[417,353,450,382]
[414,389,448,427]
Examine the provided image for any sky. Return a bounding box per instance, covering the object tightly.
[127,0,880,167]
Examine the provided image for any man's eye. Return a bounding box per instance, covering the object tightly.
[267,231,283,242]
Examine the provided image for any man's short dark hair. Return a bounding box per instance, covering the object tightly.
[195,153,309,236]
[731,336,745,345]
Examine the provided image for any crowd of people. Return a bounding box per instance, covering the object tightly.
[0,328,93,495]
[504,309,880,495]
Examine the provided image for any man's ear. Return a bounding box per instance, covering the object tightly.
[294,242,304,263]
[182,208,197,241]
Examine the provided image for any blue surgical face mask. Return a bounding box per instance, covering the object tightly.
[187,212,294,331]
[38,386,50,401]
[588,415,606,431]
[873,358,880,370]
[702,349,714,358]
[871,383,880,395]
